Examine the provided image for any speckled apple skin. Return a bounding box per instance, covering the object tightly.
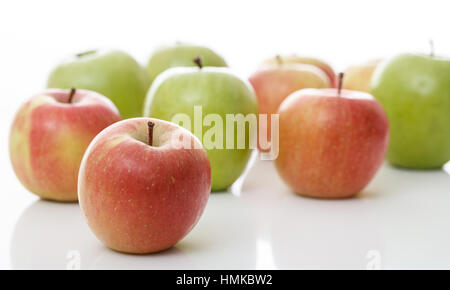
[78,118,211,254]
[9,89,121,202]
[275,89,389,198]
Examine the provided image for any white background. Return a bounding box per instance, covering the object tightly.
[1,0,450,269]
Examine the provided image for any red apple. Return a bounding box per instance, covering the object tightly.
[249,63,330,151]
[275,78,389,198]
[262,55,337,87]
[9,88,121,202]
[78,117,211,254]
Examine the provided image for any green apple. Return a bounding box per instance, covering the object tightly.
[47,49,149,119]
[144,58,258,191]
[372,53,450,169]
[146,43,227,85]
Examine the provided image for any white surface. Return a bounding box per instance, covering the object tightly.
[3,159,450,269]
[1,0,450,270]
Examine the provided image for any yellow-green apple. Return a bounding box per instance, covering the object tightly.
[144,57,258,191]
[9,89,121,202]
[47,49,149,119]
[275,76,389,198]
[249,63,330,151]
[343,59,382,92]
[262,55,337,87]
[372,53,450,169]
[147,43,227,85]
[78,117,211,254]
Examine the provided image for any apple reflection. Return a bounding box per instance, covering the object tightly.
[11,193,257,269]
[87,193,257,269]
[243,159,383,269]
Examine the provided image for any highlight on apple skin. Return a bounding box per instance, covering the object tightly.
[9,89,121,202]
[275,87,389,198]
[78,118,211,254]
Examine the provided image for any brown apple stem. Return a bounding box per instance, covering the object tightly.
[148,121,155,146]
[193,56,203,69]
[337,72,344,97]
[68,88,76,103]
[76,50,97,58]
[429,39,434,57]
[275,55,283,66]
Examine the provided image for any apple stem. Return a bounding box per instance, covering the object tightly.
[429,39,434,57]
[193,56,203,69]
[76,50,96,58]
[337,72,344,97]
[68,88,76,103]
[148,121,155,146]
[275,55,283,66]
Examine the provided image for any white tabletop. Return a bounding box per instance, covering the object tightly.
[2,154,450,269]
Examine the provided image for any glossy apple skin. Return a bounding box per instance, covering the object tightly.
[343,59,382,92]
[147,44,227,85]
[372,54,450,169]
[144,67,258,192]
[47,50,149,119]
[78,118,211,254]
[9,89,121,201]
[263,55,337,87]
[275,89,389,198]
[249,64,330,150]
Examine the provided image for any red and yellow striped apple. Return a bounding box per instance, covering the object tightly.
[78,118,211,254]
[9,89,121,202]
[275,77,389,198]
